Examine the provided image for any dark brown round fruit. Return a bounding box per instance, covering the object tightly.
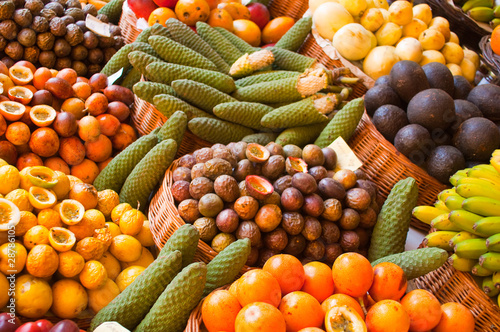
[355,180,377,199]
[233,159,256,182]
[238,180,249,196]
[212,147,237,168]
[0,140,17,165]
[216,209,239,233]
[280,187,304,212]
[281,211,305,235]
[194,147,213,163]
[227,141,247,161]
[321,220,340,244]
[371,199,381,214]
[345,188,371,211]
[308,166,328,182]
[339,230,360,251]
[31,89,53,106]
[233,196,259,220]
[302,193,325,217]
[257,248,279,267]
[273,175,292,195]
[203,158,232,180]
[324,243,343,265]
[193,217,217,242]
[333,169,357,189]
[265,142,284,156]
[355,227,371,248]
[246,143,270,163]
[44,77,73,99]
[245,175,273,200]
[198,193,224,217]
[189,177,214,200]
[339,208,361,230]
[172,167,191,182]
[55,57,72,71]
[283,234,306,256]
[178,154,196,168]
[283,144,302,158]
[106,101,129,122]
[171,180,191,203]
[259,191,281,206]
[302,144,325,167]
[318,178,346,200]
[88,48,103,64]
[191,163,205,179]
[291,172,317,195]
[255,204,282,232]
[354,169,368,180]
[301,216,322,241]
[236,221,261,246]
[246,246,259,266]
[261,154,285,181]
[285,156,307,175]
[322,198,342,222]
[214,175,239,202]
[263,227,288,251]
[359,207,377,228]
[177,199,200,223]
[52,111,77,137]
[88,73,107,92]
[71,45,88,61]
[303,240,325,260]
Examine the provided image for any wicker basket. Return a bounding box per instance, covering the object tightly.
[269,0,309,21]
[118,0,141,44]
[480,35,500,82]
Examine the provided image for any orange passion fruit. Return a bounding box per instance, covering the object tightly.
[0,100,26,121]
[59,199,85,225]
[29,105,57,127]
[48,227,76,252]
[9,65,33,85]
[25,166,58,189]
[245,175,274,200]
[246,143,270,163]
[28,186,57,209]
[8,86,33,105]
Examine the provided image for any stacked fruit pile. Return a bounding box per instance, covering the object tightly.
[415,149,500,306]
[0,161,158,319]
[201,253,475,332]
[456,0,500,27]
[0,62,138,184]
[312,0,481,82]
[0,0,125,77]
[364,59,500,183]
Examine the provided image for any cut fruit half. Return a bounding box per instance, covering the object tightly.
[8,86,33,105]
[286,157,308,175]
[325,305,367,332]
[0,74,14,97]
[9,65,33,86]
[26,166,58,189]
[29,105,56,127]
[48,227,76,252]
[28,186,57,209]
[59,199,85,225]
[246,143,271,163]
[245,175,274,200]
[0,198,20,231]
[0,101,26,121]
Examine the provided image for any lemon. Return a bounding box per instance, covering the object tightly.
[0,165,20,195]
[116,266,145,292]
[14,274,53,319]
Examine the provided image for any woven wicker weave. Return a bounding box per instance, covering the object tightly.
[269,0,309,20]
[480,35,500,81]
[118,0,141,44]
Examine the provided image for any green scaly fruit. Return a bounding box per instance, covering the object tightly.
[134,262,207,332]
[171,79,237,113]
[213,101,273,131]
[120,68,141,90]
[483,275,500,297]
[472,262,494,276]
[128,51,163,78]
[231,77,304,104]
[462,196,500,217]
[153,94,215,120]
[449,231,480,247]
[270,47,316,72]
[235,71,301,87]
[412,206,448,225]
[445,194,466,211]
[370,247,448,280]
[274,16,313,52]
[368,177,419,262]
[454,238,488,259]
[424,231,457,251]
[97,0,125,24]
[150,23,171,38]
[214,27,258,54]
[448,209,487,236]
[133,82,178,105]
[486,233,500,252]
[474,217,500,237]
[157,111,187,147]
[242,132,279,145]
[275,122,328,148]
[119,139,178,211]
[100,43,134,76]
[449,253,477,272]
[188,117,254,145]
[135,26,154,43]
[430,214,461,232]
[196,21,243,65]
[163,224,200,268]
[89,250,182,331]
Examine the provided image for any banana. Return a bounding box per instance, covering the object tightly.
[468,7,495,22]
[494,4,500,17]
[456,182,500,201]
[431,214,462,231]
[482,276,500,297]
[462,196,500,217]
[445,194,466,211]
[424,231,458,251]
[449,231,481,247]
[490,17,500,28]
[486,233,500,252]
[472,263,494,276]
[479,252,500,271]
[412,206,448,225]
[457,176,500,188]
[434,200,451,212]
[437,189,456,202]
[471,164,498,173]
[450,169,469,187]
[449,254,477,272]
[493,150,500,157]
[473,217,500,237]
[462,0,494,12]
[467,167,500,187]
[492,154,500,174]
[449,210,487,235]
[492,271,500,288]
[455,238,488,259]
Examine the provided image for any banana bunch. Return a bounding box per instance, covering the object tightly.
[460,0,500,28]
[413,150,500,303]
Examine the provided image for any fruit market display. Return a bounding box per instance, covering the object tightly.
[201,253,475,332]
[312,0,481,81]
[414,149,500,306]
[455,0,500,28]
[364,59,500,183]
[0,63,138,184]
[0,0,125,77]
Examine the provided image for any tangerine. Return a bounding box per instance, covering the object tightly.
[237,269,282,307]
[207,8,234,31]
[263,254,305,295]
[175,0,211,26]
[262,17,295,44]
[433,302,475,332]
[202,289,241,332]
[365,299,410,332]
[301,261,335,303]
[235,302,286,332]
[148,7,177,26]
[331,252,373,297]
[233,19,261,47]
[321,294,365,319]
[279,291,324,332]
[400,289,442,331]
[70,159,100,184]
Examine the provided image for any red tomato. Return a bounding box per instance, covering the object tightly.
[15,323,41,332]
[34,320,53,332]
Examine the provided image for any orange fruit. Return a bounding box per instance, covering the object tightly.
[16,152,43,171]
[37,208,63,229]
[109,234,143,262]
[44,157,70,175]
[99,251,121,280]
[218,2,250,20]
[23,225,50,250]
[148,7,177,26]
[79,260,108,290]
[8,86,33,105]
[324,305,367,332]
[97,189,120,219]
[263,254,305,295]
[72,82,92,100]
[105,222,121,238]
[85,134,113,163]
[433,302,475,332]
[58,250,85,278]
[30,105,57,127]
[400,289,442,332]
[237,269,282,307]
[175,0,210,26]
[332,252,373,297]
[492,25,500,56]
[59,199,85,226]
[297,329,325,332]
[75,236,106,261]
[207,8,234,32]
[15,211,38,236]
[120,246,155,269]
[71,159,100,184]
[233,19,261,47]
[69,208,107,241]
[279,291,324,332]
[369,262,407,302]
[115,265,145,291]
[119,208,146,236]
[26,244,59,278]
[228,278,239,297]
[262,16,295,45]
[365,299,410,332]
[9,65,33,85]
[5,122,30,146]
[68,182,98,210]
[56,68,78,85]
[321,294,365,320]
[301,261,335,303]
[235,302,286,332]
[202,289,241,332]
[14,61,36,75]
[51,279,88,319]
[94,227,113,252]
[14,274,53,319]
[0,100,25,122]
[111,203,133,224]
[33,67,52,90]
[87,278,120,313]
[111,123,137,151]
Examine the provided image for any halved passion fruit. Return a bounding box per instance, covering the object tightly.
[0,198,20,231]
[325,305,367,332]
[26,166,58,189]
[0,74,14,97]
[0,101,26,122]
[28,186,57,209]
[9,65,33,86]
[29,105,56,127]
[285,157,308,175]
[8,86,33,105]
[59,199,85,225]
[246,143,270,163]
[245,175,274,200]
[48,227,76,252]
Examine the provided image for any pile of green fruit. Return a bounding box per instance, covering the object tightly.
[89,224,251,332]
[365,59,500,184]
[455,0,500,28]
[414,149,500,305]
